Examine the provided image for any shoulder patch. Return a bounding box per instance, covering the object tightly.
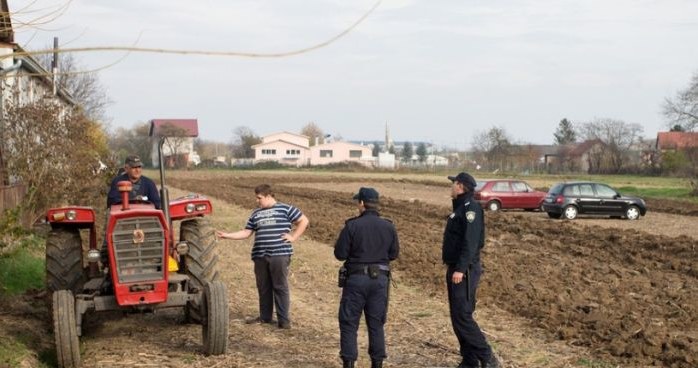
[465,211,476,223]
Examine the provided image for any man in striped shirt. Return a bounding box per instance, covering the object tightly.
[216,184,309,329]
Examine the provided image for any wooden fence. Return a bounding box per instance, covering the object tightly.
[0,184,29,227]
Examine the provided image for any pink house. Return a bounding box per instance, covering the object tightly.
[252,131,311,166]
[309,141,373,166]
[252,131,375,167]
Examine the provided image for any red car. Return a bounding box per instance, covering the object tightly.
[474,179,546,211]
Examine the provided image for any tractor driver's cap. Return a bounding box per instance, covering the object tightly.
[353,187,380,203]
[448,172,476,190]
[125,155,143,168]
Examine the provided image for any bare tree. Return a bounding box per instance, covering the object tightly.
[37,50,111,122]
[578,118,644,173]
[300,121,324,146]
[231,126,261,158]
[663,72,698,132]
[471,126,512,171]
[108,122,153,167]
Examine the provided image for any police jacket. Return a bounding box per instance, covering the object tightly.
[334,209,399,266]
[442,192,484,272]
[107,174,161,209]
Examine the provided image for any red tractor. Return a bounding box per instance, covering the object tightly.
[45,120,228,368]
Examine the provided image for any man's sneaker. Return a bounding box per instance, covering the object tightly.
[245,316,274,324]
[278,320,291,329]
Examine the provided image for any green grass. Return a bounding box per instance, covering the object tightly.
[0,244,45,295]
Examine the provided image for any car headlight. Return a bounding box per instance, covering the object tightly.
[195,204,207,211]
[66,210,77,221]
[185,203,195,213]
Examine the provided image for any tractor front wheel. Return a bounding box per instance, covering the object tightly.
[46,228,85,295]
[181,218,219,323]
[53,290,81,368]
[202,281,229,355]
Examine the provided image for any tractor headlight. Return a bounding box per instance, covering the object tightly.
[195,204,207,211]
[175,241,189,255]
[185,203,196,213]
[87,249,101,263]
[66,210,77,221]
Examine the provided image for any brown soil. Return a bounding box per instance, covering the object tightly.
[1,171,695,368]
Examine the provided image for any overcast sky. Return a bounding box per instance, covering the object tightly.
[12,0,698,148]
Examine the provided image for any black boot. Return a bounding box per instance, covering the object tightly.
[371,359,383,368]
[482,354,501,368]
[342,359,355,368]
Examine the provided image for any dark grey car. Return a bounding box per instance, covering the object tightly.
[542,181,647,220]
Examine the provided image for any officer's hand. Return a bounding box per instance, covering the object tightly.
[452,271,464,284]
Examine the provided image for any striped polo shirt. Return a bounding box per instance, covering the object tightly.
[245,202,303,259]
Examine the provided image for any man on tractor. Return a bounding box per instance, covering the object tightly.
[107,155,161,209]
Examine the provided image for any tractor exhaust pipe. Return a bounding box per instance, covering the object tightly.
[118,181,133,210]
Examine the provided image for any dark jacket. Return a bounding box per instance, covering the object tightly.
[107,174,161,209]
[334,209,400,266]
[442,193,484,272]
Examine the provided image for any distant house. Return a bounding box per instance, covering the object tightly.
[149,119,199,168]
[545,140,606,173]
[252,131,375,167]
[309,141,373,166]
[252,131,311,167]
[656,132,698,151]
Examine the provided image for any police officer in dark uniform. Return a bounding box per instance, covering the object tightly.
[443,172,500,368]
[335,187,400,368]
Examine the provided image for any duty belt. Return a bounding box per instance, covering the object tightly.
[347,264,390,276]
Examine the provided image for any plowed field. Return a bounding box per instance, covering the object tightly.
[1,170,695,368]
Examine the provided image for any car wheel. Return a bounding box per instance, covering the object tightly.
[625,205,641,220]
[563,205,578,220]
[487,201,501,212]
[547,212,562,219]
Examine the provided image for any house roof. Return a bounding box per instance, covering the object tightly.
[569,139,603,157]
[312,141,371,150]
[252,139,309,149]
[149,119,198,137]
[656,131,698,150]
[0,0,13,43]
[264,131,310,140]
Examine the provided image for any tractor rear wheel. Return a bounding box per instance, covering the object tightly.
[53,290,81,368]
[202,281,229,355]
[46,228,84,295]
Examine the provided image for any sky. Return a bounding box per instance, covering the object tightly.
[10,0,698,148]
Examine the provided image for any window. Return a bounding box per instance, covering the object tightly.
[579,184,594,197]
[261,149,276,155]
[286,149,300,155]
[320,150,333,158]
[595,184,617,198]
[491,182,510,192]
[511,182,528,192]
[563,185,580,196]
[349,150,362,158]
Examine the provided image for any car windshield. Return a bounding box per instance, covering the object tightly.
[475,181,489,191]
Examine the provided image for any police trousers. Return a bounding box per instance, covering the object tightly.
[338,274,389,361]
[446,262,492,365]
